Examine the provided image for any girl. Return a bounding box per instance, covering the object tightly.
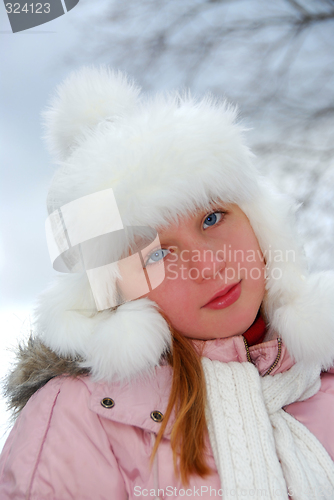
[0,66,334,500]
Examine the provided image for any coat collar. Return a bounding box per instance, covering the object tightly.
[86,334,294,436]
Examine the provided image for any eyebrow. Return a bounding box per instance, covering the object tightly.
[208,197,227,208]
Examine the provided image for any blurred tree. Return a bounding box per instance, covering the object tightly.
[74,0,334,119]
[72,0,334,269]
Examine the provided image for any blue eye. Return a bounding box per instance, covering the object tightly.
[203,211,224,229]
[145,248,170,267]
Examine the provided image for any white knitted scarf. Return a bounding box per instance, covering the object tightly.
[201,359,334,500]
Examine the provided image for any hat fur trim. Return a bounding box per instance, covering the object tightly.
[34,67,334,381]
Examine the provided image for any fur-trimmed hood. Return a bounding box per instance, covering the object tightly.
[3,337,88,418]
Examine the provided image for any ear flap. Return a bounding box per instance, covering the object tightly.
[41,65,141,161]
[34,273,172,382]
[272,271,334,369]
[33,273,99,357]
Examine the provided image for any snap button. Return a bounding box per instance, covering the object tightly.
[150,410,164,423]
[101,397,115,409]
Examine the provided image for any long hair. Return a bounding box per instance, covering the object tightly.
[150,310,213,485]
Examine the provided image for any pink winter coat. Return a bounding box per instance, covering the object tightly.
[0,335,334,500]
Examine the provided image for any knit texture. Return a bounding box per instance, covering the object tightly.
[202,359,334,500]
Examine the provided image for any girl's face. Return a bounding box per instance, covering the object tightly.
[119,203,266,340]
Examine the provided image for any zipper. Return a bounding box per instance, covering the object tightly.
[263,337,282,376]
[243,336,283,376]
[243,336,254,364]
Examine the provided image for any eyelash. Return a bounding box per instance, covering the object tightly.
[202,210,226,229]
[144,210,226,266]
[144,248,170,267]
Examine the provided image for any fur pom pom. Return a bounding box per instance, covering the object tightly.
[42,65,141,160]
[82,298,172,382]
[272,271,334,369]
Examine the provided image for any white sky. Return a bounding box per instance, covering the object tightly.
[0,0,89,451]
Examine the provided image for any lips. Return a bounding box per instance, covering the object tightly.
[202,281,242,310]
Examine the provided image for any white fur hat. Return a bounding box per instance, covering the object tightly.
[34,65,334,382]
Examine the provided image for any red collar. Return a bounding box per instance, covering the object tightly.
[243,312,267,346]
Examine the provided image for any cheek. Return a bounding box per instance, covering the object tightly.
[243,236,266,299]
[146,275,193,320]
[228,224,266,287]
[231,223,264,264]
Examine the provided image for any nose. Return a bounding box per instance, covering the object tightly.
[182,245,226,282]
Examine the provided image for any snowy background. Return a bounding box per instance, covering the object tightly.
[1,0,333,450]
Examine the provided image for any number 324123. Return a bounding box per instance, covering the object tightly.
[5,3,51,14]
